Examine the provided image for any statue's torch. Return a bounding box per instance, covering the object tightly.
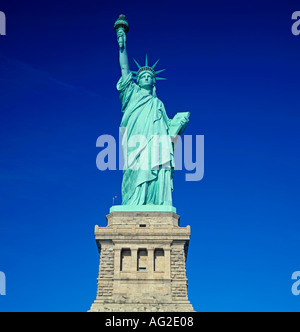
[114,14,129,49]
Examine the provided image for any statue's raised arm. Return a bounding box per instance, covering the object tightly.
[114,15,130,80]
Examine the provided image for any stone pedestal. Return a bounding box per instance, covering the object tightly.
[89,211,194,312]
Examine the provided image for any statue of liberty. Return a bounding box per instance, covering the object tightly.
[114,15,190,207]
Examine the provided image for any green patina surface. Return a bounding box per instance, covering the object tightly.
[114,15,190,210]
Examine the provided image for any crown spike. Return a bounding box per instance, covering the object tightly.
[133,58,142,69]
[145,54,148,67]
[156,77,167,81]
[152,59,160,69]
[155,69,166,75]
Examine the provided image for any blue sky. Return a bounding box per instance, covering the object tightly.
[0,0,300,311]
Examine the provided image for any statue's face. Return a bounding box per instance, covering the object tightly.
[138,72,155,90]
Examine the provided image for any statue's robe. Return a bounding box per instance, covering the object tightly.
[117,73,174,206]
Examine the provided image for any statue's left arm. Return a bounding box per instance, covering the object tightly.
[168,112,190,137]
[158,103,190,137]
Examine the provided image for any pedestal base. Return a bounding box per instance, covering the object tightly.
[89,211,194,312]
[90,302,194,312]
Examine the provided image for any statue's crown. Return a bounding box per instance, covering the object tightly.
[131,55,166,82]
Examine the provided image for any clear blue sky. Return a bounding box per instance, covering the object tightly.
[0,0,300,312]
